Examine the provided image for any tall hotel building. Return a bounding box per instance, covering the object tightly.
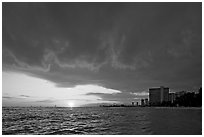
[149,86,169,106]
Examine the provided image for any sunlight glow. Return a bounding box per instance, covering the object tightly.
[68,102,74,108]
[3,72,121,107]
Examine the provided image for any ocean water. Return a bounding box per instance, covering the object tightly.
[2,107,202,135]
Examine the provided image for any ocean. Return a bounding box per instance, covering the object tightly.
[2,107,202,135]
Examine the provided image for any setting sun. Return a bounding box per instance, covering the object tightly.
[68,102,74,108]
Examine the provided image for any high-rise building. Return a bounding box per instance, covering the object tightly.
[149,86,169,106]
[141,99,145,106]
[132,101,135,106]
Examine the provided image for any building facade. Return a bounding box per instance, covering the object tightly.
[168,92,176,103]
[149,86,169,106]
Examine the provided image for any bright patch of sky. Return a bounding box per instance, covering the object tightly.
[3,72,121,107]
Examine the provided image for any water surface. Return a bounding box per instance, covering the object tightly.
[2,107,202,135]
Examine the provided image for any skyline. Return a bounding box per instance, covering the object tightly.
[2,2,202,107]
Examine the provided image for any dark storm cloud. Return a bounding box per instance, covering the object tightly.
[35,99,56,103]
[20,95,30,98]
[3,95,30,99]
[3,96,14,99]
[3,2,202,99]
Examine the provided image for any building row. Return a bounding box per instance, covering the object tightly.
[132,86,189,106]
[149,86,187,106]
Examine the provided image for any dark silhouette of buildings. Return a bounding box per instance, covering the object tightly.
[145,98,149,106]
[174,88,202,107]
[148,86,202,107]
[132,101,135,106]
[100,87,201,108]
[149,86,169,106]
[168,92,176,103]
[141,99,145,106]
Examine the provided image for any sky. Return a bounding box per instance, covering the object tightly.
[2,2,202,107]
